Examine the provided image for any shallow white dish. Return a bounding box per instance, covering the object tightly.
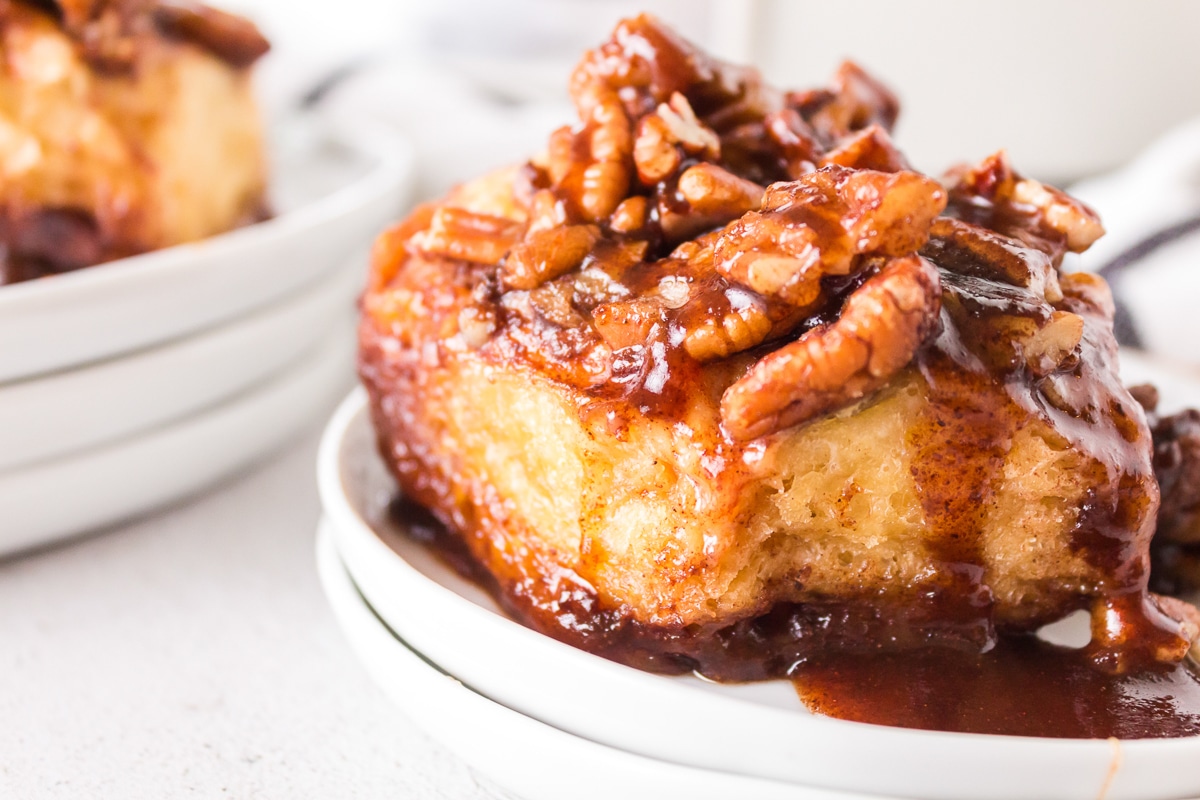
[0,318,354,557]
[319,349,1200,800]
[0,119,411,384]
[315,520,895,800]
[0,253,363,472]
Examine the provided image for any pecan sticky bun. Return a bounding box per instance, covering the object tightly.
[359,15,1199,683]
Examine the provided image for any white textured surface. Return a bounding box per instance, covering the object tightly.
[0,420,510,800]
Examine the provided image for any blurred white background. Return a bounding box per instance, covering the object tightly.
[224,0,1200,192]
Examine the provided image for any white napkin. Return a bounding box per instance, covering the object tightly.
[1070,119,1200,363]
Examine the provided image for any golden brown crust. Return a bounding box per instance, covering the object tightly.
[359,15,1189,676]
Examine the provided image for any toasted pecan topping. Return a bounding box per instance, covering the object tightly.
[413,207,523,266]
[713,167,945,307]
[721,254,943,439]
[944,150,1105,263]
[370,14,1111,440]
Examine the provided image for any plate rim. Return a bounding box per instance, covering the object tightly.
[0,317,353,556]
[314,518,893,800]
[0,254,362,472]
[0,121,412,383]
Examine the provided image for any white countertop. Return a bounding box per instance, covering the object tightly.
[0,414,511,800]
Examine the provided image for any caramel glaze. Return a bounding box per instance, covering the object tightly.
[359,15,1200,738]
[376,255,1185,671]
[793,637,1200,739]
[365,207,1185,674]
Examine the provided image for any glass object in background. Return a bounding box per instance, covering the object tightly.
[753,0,1200,184]
[225,1,1200,193]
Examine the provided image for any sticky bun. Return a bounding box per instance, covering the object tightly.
[0,0,269,283]
[359,15,1200,683]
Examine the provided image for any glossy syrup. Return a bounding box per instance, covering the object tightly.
[792,637,1200,739]
[392,493,1200,739]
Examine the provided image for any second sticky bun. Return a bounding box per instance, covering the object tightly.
[0,0,270,283]
[359,15,1199,679]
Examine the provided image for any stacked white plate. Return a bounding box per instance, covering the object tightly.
[317,350,1200,800]
[0,118,413,556]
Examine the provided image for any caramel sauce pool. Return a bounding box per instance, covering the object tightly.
[791,639,1200,739]
[392,496,1200,739]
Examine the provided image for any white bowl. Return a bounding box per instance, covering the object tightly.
[0,316,354,556]
[315,520,896,800]
[0,119,411,384]
[318,350,1200,800]
[0,253,363,472]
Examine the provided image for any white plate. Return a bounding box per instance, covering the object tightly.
[0,317,354,557]
[315,520,895,800]
[0,119,411,384]
[318,350,1200,800]
[0,253,363,472]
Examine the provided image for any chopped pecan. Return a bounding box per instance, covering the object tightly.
[763,108,821,179]
[591,296,665,350]
[633,114,680,184]
[1011,178,1105,253]
[681,286,774,362]
[1139,389,1200,546]
[609,196,649,233]
[713,166,946,306]
[633,93,720,185]
[526,189,568,234]
[944,151,1104,260]
[800,61,900,140]
[820,124,906,172]
[529,278,586,328]
[546,88,634,222]
[922,217,1063,303]
[154,1,270,68]
[1059,271,1115,320]
[456,306,497,349]
[501,225,600,291]
[676,163,764,218]
[657,92,720,157]
[1022,310,1084,377]
[721,254,942,439]
[412,207,523,265]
